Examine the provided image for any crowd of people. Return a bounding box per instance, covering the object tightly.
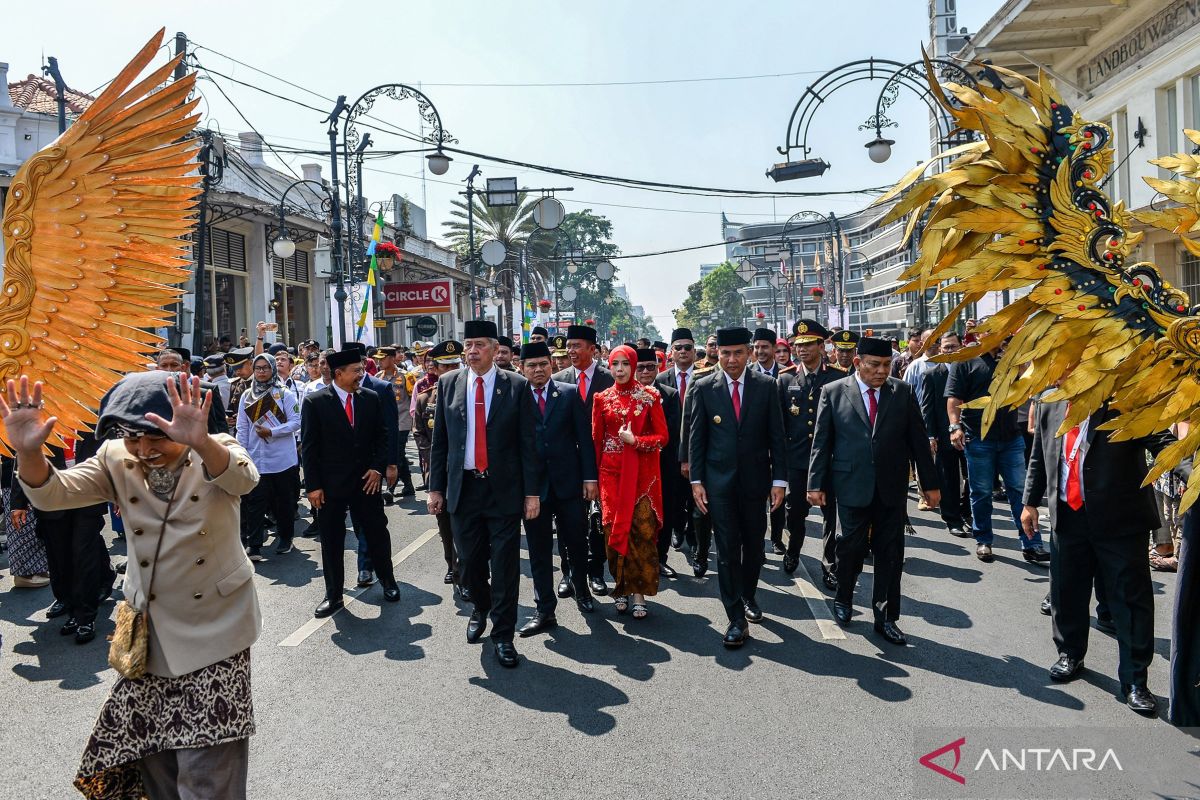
[0,315,1194,798]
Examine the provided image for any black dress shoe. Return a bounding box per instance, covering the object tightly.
[588,576,609,596]
[494,641,520,668]
[693,552,709,578]
[518,612,558,637]
[466,610,487,643]
[382,585,401,602]
[874,620,907,646]
[744,600,764,623]
[1096,614,1117,635]
[782,554,799,575]
[671,532,684,550]
[98,584,114,604]
[314,598,344,618]
[46,600,69,619]
[399,484,416,497]
[822,569,838,591]
[460,588,474,604]
[723,623,748,648]
[357,570,375,587]
[1049,654,1085,682]
[1124,684,1157,715]
[556,575,574,598]
[659,562,677,579]
[575,595,595,614]
[1023,546,1051,564]
[60,617,79,636]
[1040,594,1052,615]
[832,602,852,627]
[771,541,786,556]
[75,622,96,645]
[443,570,455,585]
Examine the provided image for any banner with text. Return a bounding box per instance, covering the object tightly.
[384,280,453,316]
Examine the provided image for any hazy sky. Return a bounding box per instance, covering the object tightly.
[4,0,1001,329]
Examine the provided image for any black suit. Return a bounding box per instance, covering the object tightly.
[430,367,542,642]
[300,384,396,602]
[919,363,969,530]
[778,364,841,569]
[1024,401,1188,687]
[686,368,787,624]
[523,380,596,613]
[11,434,112,624]
[361,372,400,469]
[656,367,696,548]
[809,376,937,622]
[552,362,615,580]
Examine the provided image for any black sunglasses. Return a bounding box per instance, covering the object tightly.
[635,363,658,371]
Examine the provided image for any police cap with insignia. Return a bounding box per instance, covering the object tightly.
[464,319,498,340]
[430,340,464,364]
[550,334,569,356]
[857,336,892,358]
[521,341,551,360]
[790,318,830,344]
[203,353,226,370]
[832,329,860,350]
[224,346,254,367]
[715,327,752,347]
[373,345,398,359]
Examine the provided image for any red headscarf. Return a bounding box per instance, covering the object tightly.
[605,344,647,554]
[608,344,638,388]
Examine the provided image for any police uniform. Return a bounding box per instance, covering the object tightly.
[224,347,255,432]
[414,340,462,587]
[204,353,232,410]
[549,334,571,372]
[374,345,417,497]
[778,319,841,585]
[829,330,859,372]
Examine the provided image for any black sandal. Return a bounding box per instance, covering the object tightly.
[614,595,629,614]
[631,603,648,620]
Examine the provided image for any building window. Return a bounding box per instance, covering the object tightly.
[1191,74,1200,131]
[193,227,247,272]
[272,249,311,345]
[1181,247,1200,300]
[1160,85,1180,177]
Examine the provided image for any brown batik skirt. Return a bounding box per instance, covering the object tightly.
[74,649,255,800]
[605,496,661,597]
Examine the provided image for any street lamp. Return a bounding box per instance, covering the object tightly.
[865,135,895,164]
[269,177,335,345]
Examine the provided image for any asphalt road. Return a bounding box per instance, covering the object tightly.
[2,482,1197,799]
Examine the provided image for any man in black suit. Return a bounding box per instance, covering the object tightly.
[777,319,842,583]
[918,331,970,536]
[639,348,681,577]
[429,320,542,668]
[656,327,698,553]
[687,327,787,647]
[1022,399,1188,715]
[552,323,615,597]
[340,342,401,586]
[751,327,781,378]
[517,341,598,637]
[808,336,939,646]
[302,348,400,618]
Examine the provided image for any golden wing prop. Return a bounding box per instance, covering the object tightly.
[0,28,200,452]
[877,54,1200,510]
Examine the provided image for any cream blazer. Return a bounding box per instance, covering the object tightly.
[21,435,261,677]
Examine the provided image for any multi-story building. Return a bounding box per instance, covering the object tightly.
[959,0,1200,301]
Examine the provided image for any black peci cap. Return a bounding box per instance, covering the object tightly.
[670,327,694,343]
[521,341,551,360]
[464,319,498,340]
[857,336,893,358]
[565,324,597,343]
[716,327,752,347]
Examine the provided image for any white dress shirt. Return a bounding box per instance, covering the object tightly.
[235,385,300,474]
[1059,415,1089,503]
[463,364,498,470]
[573,360,598,387]
[853,373,880,428]
[673,365,694,393]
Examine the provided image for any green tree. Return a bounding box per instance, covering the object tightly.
[673,261,748,333]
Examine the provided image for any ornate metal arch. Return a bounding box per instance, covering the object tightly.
[860,58,980,144]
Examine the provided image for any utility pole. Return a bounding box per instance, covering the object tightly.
[41,57,66,134]
[324,96,349,345]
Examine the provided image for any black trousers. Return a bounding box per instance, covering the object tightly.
[318,489,395,601]
[523,492,589,614]
[769,504,786,546]
[451,473,522,642]
[242,466,300,548]
[692,500,712,556]
[785,468,837,568]
[708,492,768,625]
[934,440,970,529]
[1051,503,1154,687]
[836,494,906,622]
[585,500,606,580]
[391,430,413,488]
[37,508,112,623]
[435,510,458,582]
[663,468,694,547]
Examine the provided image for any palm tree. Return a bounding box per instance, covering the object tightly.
[443,192,538,335]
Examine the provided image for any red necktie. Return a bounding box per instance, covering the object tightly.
[344,393,354,427]
[536,388,546,415]
[474,376,488,471]
[1065,423,1083,510]
[731,379,742,422]
[867,388,877,428]
[578,370,588,403]
[678,371,687,407]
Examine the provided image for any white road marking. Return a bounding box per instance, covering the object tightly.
[278,528,439,647]
[793,558,847,641]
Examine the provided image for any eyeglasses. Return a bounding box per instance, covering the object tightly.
[672,343,694,351]
[635,364,658,371]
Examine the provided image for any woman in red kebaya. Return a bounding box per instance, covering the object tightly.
[591,344,668,618]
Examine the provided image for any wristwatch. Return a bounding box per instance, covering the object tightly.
[948,423,963,433]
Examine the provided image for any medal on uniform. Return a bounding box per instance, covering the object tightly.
[790,404,799,416]
[713,415,722,424]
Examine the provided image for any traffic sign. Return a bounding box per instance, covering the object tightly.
[413,316,438,338]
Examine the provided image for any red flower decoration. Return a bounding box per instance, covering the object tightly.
[375,241,401,259]
[609,329,618,336]
[584,318,596,326]
[755,311,765,319]
[810,287,825,297]
[538,299,552,310]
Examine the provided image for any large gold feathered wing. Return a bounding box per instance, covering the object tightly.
[877,55,1200,510]
[0,29,200,452]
